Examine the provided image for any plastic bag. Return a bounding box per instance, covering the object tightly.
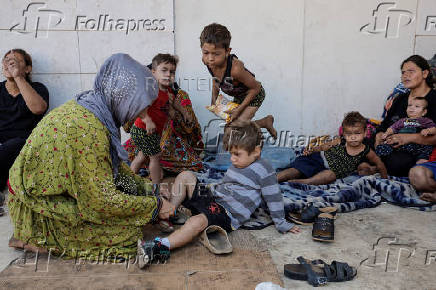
[206,93,239,123]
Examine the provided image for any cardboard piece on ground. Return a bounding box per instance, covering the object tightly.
[0,228,282,289]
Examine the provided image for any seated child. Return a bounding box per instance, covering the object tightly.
[277,112,388,184]
[376,97,436,164]
[137,122,300,267]
[200,23,277,139]
[130,54,179,186]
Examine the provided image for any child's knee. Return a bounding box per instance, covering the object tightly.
[326,170,337,181]
[149,153,162,161]
[187,214,208,233]
[409,166,428,190]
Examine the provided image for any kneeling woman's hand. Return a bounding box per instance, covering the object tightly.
[158,199,176,220]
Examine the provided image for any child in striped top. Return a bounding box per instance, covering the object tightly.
[137,122,299,267]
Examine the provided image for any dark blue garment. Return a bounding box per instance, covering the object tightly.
[289,152,328,178]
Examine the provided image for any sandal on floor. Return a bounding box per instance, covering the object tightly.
[287,203,337,225]
[284,257,327,281]
[312,213,335,242]
[200,225,232,254]
[284,256,356,287]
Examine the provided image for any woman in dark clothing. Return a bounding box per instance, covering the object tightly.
[0,49,49,191]
[374,55,436,176]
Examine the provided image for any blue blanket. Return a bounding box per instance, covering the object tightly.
[197,149,436,213]
[282,175,436,213]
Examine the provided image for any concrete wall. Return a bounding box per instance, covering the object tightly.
[0,0,174,109]
[175,0,436,140]
[2,0,436,140]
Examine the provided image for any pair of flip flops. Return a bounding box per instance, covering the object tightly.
[287,204,336,242]
[284,256,357,287]
[199,225,232,254]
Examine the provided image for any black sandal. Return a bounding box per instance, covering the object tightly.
[284,256,357,287]
[312,213,335,242]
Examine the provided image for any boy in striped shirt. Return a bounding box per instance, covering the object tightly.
[138,121,300,267]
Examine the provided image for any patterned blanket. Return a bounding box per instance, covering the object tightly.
[282,175,436,213]
[195,167,436,217]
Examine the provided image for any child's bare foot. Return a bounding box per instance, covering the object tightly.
[416,159,428,164]
[264,115,277,139]
[420,192,436,202]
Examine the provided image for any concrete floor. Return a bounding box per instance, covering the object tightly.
[1,186,435,289]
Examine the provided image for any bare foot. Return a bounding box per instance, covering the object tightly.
[420,192,436,203]
[23,243,47,254]
[416,159,428,165]
[264,115,277,139]
[9,237,25,249]
[9,237,47,253]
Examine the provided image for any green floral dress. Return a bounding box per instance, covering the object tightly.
[8,100,159,260]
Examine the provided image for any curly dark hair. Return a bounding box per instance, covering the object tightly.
[341,111,366,129]
[200,23,231,49]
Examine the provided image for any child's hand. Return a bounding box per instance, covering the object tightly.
[288,225,301,234]
[381,133,388,140]
[421,128,432,136]
[145,119,156,135]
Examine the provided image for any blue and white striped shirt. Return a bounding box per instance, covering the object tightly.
[213,158,294,233]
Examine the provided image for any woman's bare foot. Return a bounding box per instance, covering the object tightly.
[9,237,25,249]
[23,243,47,254]
[9,237,47,253]
[416,159,428,165]
[264,115,277,139]
[420,192,436,203]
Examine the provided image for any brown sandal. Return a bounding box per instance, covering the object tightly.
[288,204,337,225]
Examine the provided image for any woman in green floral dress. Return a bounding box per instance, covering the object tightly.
[7,53,175,260]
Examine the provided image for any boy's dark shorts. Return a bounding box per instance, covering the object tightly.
[233,86,265,108]
[289,152,328,178]
[130,124,161,156]
[182,180,233,232]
